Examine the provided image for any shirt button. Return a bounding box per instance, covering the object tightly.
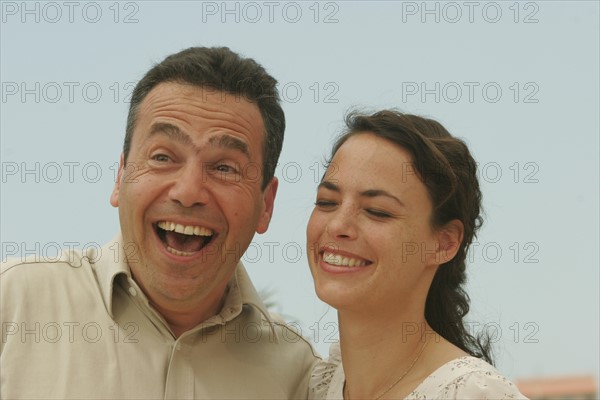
[128,287,137,296]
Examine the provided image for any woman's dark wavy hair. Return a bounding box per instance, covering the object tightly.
[329,109,493,364]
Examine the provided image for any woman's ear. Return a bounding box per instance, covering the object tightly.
[435,219,464,264]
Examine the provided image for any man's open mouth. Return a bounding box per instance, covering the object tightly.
[155,221,215,256]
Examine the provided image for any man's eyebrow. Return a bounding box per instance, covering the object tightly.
[318,181,405,207]
[148,123,249,158]
[149,122,192,146]
[208,134,249,158]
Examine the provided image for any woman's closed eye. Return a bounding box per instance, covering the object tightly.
[315,200,337,209]
[365,208,394,219]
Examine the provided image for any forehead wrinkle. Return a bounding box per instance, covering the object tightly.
[208,134,250,158]
[175,91,260,128]
[149,122,250,159]
[161,98,263,152]
[142,84,263,160]
[148,122,193,147]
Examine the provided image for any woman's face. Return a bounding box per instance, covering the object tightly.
[306,133,446,313]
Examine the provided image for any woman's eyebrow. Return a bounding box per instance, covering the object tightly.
[318,181,405,207]
[361,189,405,207]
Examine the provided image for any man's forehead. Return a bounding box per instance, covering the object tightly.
[138,83,263,130]
[144,82,252,106]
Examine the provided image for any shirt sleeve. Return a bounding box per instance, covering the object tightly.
[309,342,342,400]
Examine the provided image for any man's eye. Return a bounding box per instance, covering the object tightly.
[366,209,392,219]
[152,154,171,162]
[215,164,238,173]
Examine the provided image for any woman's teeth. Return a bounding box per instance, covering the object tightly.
[322,252,368,267]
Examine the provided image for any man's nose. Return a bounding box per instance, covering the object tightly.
[168,163,210,208]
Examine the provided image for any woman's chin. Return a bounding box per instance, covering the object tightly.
[314,280,365,311]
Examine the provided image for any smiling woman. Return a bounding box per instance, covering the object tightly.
[307,110,527,400]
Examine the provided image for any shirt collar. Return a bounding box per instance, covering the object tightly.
[226,259,275,327]
[91,234,275,332]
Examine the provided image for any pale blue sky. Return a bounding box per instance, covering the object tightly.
[1,1,598,381]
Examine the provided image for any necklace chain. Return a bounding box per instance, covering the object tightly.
[344,338,429,400]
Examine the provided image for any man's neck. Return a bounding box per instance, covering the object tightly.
[128,271,230,338]
[150,290,228,337]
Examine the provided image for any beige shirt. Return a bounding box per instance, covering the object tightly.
[1,236,318,399]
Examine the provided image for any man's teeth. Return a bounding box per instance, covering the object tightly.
[322,252,367,267]
[157,221,213,236]
[166,246,196,257]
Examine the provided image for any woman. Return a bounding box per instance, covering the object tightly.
[307,110,526,399]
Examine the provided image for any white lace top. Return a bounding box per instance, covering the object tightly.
[309,343,528,399]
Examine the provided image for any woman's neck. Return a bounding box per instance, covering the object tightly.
[338,306,433,400]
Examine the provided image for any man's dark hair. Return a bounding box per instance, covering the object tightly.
[124,46,284,189]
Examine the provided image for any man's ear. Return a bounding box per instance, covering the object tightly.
[110,153,125,207]
[434,219,464,265]
[256,177,278,234]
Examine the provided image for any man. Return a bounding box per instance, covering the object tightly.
[1,47,318,399]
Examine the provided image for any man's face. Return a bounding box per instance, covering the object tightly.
[110,82,277,309]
